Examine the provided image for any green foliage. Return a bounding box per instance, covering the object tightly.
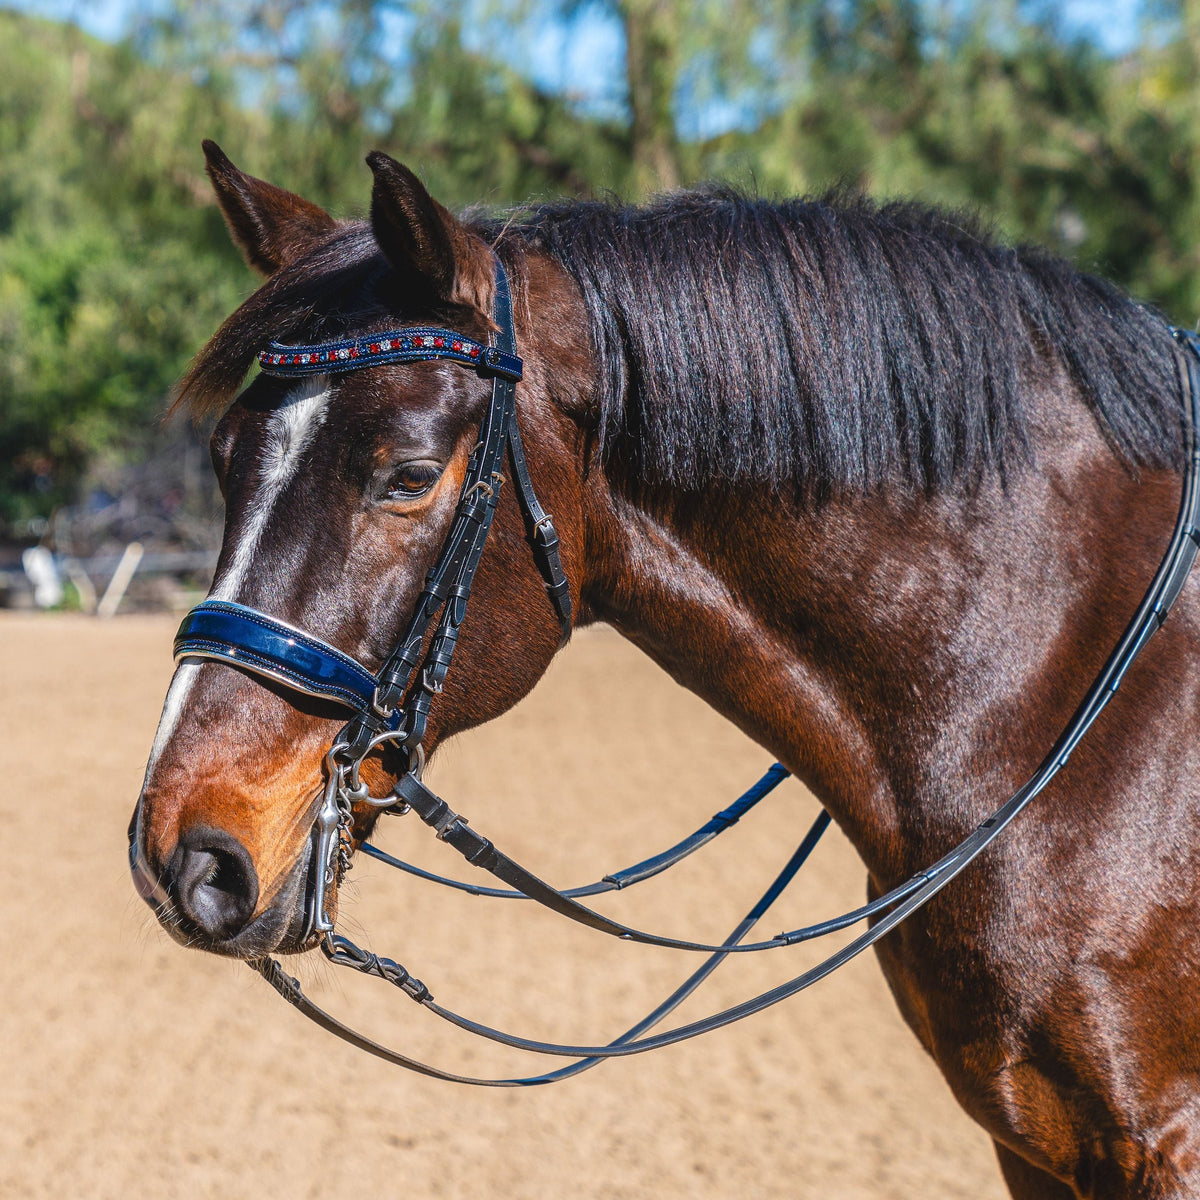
[0,11,249,523]
[3,0,1200,528]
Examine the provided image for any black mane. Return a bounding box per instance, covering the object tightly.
[181,189,1184,500]
[493,190,1182,498]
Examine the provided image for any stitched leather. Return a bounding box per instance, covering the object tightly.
[174,600,391,719]
[359,761,792,899]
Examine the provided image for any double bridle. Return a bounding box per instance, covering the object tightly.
[168,258,1200,1086]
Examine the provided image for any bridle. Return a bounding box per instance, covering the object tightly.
[175,261,570,940]
[166,257,1200,1086]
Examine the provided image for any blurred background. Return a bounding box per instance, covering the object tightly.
[3,0,1200,611]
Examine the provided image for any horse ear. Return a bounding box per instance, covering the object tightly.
[366,152,491,309]
[202,140,337,276]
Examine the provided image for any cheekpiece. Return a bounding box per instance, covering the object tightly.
[257,327,523,382]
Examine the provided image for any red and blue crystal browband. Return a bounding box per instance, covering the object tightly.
[257,327,523,382]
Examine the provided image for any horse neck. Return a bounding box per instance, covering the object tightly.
[573,383,1189,886]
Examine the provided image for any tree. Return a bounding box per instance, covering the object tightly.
[6,0,1200,530]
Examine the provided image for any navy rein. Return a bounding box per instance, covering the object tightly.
[172,260,1200,1086]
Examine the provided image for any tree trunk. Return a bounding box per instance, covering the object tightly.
[620,0,681,193]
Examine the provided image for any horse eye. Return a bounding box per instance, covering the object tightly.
[384,462,442,500]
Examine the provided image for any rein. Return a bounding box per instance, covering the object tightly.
[172,261,1200,1084]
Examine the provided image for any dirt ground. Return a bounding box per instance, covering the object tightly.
[0,613,1009,1200]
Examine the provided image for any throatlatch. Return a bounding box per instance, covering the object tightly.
[172,257,1200,1086]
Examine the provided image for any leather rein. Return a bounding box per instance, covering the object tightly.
[171,259,1200,1085]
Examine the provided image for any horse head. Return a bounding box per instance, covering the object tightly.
[130,143,587,957]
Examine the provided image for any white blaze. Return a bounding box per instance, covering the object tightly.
[211,374,331,602]
[142,375,331,781]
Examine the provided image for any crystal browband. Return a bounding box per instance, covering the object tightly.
[257,327,522,381]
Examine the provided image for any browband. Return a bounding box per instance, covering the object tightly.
[258,328,523,382]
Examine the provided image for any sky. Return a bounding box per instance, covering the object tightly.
[4,0,1151,124]
[9,0,1149,49]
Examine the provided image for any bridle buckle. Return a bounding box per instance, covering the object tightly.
[434,809,467,840]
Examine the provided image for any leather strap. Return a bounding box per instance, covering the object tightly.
[351,260,530,755]
[390,766,940,952]
[507,416,572,643]
[251,806,831,1086]
[360,761,791,898]
[175,600,395,727]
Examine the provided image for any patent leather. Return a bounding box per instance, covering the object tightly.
[174,599,395,720]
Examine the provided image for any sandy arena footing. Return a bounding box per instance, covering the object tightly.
[0,614,1006,1200]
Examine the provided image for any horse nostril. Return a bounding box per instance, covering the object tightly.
[168,826,260,940]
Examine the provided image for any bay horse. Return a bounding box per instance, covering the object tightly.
[131,139,1200,1198]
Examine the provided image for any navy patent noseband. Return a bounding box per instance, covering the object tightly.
[175,600,403,724]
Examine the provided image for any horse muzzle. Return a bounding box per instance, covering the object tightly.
[128,807,321,957]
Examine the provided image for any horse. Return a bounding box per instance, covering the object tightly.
[130,139,1200,1199]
